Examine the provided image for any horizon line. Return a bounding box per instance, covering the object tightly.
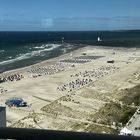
[0,29,140,32]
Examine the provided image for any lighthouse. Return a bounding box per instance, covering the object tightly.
[97,37,102,42]
[0,106,6,128]
[61,37,64,44]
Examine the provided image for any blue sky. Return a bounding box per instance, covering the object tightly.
[0,0,140,31]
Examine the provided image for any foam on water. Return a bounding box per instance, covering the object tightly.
[61,48,67,53]
[31,44,61,56]
[33,45,46,49]
[0,44,61,65]
[0,53,31,65]
[0,50,5,53]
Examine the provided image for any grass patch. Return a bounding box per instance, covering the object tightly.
[89,102,136,126]
[85,124,118,134]
[71,122,118,134]
[120,108,136,124]
[71,122,88,131]
[121,85,140,106]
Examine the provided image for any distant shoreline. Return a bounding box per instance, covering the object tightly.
[1,45,140,135]
[1,29,140,32]
[0,45,138,77]
[0,45,89,76]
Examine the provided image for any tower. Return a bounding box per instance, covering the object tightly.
[0,106,6,127]
[97,37,102,42]
[61,37,64,44]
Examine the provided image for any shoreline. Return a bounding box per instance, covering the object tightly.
[0,45,138,77]
[0,45,140,135]
[0,44,88,76]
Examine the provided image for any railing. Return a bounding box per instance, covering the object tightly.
[0,127,140,140]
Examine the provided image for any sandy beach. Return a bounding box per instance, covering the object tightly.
[0,45,140,134]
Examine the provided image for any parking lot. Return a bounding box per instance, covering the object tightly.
[126,108,140,136]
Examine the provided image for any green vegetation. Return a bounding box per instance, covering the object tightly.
[85,124,118,134]
[71,122,88,131]
[89,102,136,126]
[71,122,118,134]
[121,85,140,106]
[120,108,136,125]
[41,101,88,119]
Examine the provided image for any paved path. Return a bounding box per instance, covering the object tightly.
[126,112,140,136]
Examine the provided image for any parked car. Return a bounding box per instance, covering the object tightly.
[137,108,140,114]
[5,97,27,107]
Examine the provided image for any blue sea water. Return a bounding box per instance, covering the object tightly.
[0,31,140,73]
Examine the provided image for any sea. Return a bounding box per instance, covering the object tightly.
[0,30,140,73]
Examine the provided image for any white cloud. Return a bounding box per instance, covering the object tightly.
[40,16,140,31]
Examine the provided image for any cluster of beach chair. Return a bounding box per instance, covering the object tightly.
[57,65,119,93]
[60,55,104,64]
[28,62,72,76]
[57,78,93,92]
[0,73,24,83]
[70,65,119,79]
[75,55,104,60]
[0,87,7,93]
[60,59,90,64]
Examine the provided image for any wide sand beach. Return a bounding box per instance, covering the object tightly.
[0,45,140,134]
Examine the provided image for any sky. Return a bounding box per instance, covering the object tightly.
[0,0,140,31]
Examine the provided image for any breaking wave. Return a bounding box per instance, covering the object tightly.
[0,50,5,53]
[0,44,61,65]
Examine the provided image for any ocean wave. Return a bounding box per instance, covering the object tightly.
[33,45,46,49]
[0,50,5,53]
[0,53,31,65]
[61,48,67,53]
[33,44,60,50]
[31,44,61,56]
[0,44,61,65]
[9,56,12,59]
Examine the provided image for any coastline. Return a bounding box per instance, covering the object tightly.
[0,45,140,135]
[0,45,137,77]
[0,45,88,76]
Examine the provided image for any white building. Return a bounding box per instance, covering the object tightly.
[120,127,132,136]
